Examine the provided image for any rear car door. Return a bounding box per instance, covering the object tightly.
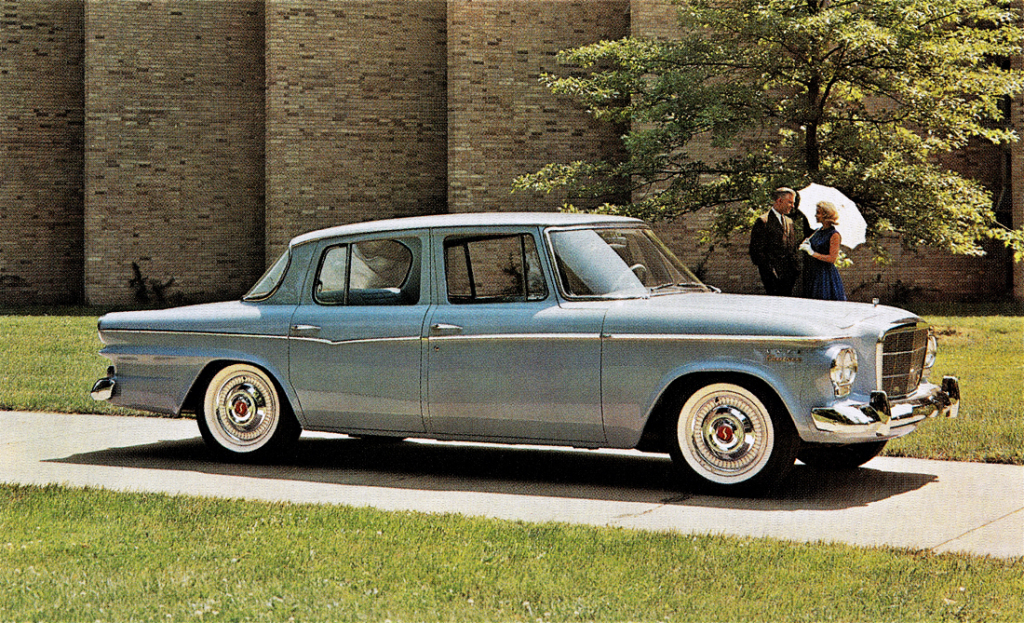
[288,232,430,434]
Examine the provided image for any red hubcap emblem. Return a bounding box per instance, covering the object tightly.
[233,400,249,417]
[716,424,734,443]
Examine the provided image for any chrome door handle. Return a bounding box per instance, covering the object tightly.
[429,323,463,336]
[290,324,321,337]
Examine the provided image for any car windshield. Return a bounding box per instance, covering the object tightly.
[548,227,708,299]
[243,250,290,301]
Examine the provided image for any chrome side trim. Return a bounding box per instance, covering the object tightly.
[104,328,603,346]
[104,328,423,347]
[290,335,422,346]
[604,333,852,347]
[427,333,601,342]
[104,329,291,340]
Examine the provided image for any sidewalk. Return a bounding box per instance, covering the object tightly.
[2,410,1021,558]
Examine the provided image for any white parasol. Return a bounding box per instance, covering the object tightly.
[796,183,867,249]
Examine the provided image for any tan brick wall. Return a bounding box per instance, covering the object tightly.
[83,0,265,305]
[0,0,84,305]
[264,0,448,260]
[447,0,629,213]
[0,0,1017,305]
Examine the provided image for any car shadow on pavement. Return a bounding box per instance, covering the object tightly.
[48,434,937,511]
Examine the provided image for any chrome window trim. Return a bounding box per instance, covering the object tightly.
[441,231,550,304]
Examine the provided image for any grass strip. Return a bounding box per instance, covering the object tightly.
[2,484,1022,622]
[886,312,1024,464]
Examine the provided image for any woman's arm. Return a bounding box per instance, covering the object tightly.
[810,231,842,264]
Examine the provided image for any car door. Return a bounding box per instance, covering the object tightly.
[288,233,430,434]
[425,227,605,443]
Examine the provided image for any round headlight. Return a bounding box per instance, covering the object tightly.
[924,330,938,370]
[830,347,858,397]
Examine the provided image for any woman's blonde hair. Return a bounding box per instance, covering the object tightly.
[816,201,839,226]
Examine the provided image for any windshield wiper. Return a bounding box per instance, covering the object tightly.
[650,281,706,292]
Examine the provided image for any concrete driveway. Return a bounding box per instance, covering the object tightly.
[2,410,1021,559]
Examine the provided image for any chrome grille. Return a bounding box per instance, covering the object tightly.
[880,325,929,398]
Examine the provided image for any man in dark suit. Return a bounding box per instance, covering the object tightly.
[749,187,802,296]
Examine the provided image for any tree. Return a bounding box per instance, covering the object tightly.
[514,0,1024,260]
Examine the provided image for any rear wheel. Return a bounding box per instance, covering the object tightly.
[198,363,299,460]
[798,440,888,470]
[668,382,799,495]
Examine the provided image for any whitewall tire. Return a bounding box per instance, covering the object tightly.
[669,382,798,494]
[198,363,299,459]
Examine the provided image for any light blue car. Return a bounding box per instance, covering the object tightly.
[92,213,960,494]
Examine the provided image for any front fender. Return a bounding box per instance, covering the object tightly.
[603,350,810,449]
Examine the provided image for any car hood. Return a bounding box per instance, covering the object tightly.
[602,293,920,339]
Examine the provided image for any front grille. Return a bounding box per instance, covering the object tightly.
[880,325,929,398]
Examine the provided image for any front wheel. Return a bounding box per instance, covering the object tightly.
[668,382,799,495]
[198,363,299,460]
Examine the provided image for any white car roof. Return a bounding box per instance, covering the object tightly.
[289,212,645,247]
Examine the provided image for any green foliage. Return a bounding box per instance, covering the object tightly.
[514,0,1024,260]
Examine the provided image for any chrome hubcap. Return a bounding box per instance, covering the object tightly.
[215,376,275,444]
[688,395,767,476]
[701,406,752,460]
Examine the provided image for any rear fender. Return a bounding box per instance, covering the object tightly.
[102,344,298,421]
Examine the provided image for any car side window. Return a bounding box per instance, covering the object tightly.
[314,239,418,305]
[444,233,548,304]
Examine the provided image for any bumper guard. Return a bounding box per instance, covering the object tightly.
[91,376,117,402]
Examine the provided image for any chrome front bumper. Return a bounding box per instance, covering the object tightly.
[811,376,960,438]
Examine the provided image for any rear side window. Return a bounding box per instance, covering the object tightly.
[314,238,418,305]
[244,250,290,301]
[444,233,547,304]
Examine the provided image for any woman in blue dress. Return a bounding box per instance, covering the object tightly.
[799,201,847,301]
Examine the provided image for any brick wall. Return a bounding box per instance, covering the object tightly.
[0,0,84,305]
[447,0,629,213]
[265,0,448,260]
[0,0,1017,305]
[83,0,265,305]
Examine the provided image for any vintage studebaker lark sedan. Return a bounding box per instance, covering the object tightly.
[92,213,960,494]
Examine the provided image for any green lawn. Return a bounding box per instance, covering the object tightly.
[2,484,1022,622]
[0,307,137,415]
[885,309,1024,464]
